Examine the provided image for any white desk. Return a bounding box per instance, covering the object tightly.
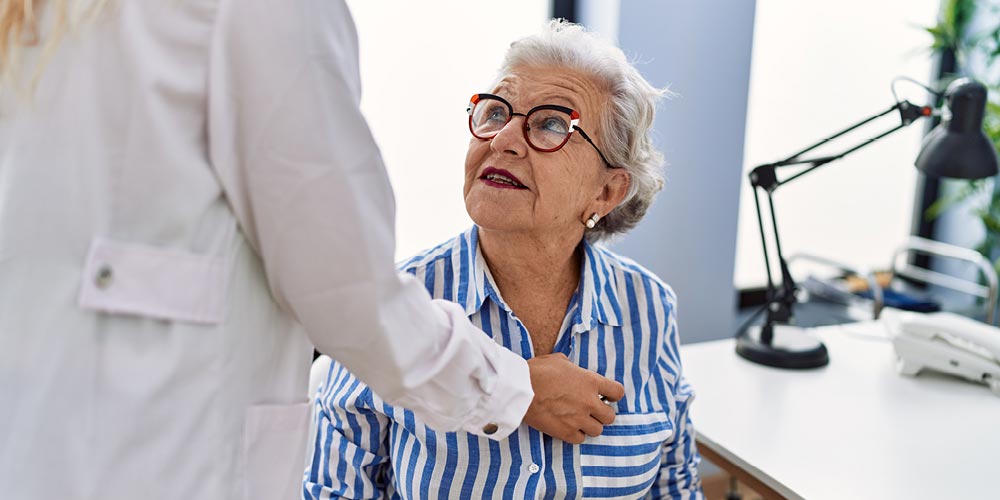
[681,321,1000,500]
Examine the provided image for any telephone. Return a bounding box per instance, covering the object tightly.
[882,310,1000,396]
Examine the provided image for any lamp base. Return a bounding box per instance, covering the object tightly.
[736,323,829,369]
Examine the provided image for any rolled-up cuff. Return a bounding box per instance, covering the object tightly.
[460,339,533,440]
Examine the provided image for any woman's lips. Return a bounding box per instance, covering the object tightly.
[480,167,527,189]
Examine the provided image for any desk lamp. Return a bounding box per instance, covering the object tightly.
[737,78,999,369]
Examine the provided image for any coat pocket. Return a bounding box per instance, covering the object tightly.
[580,411,672,498]
[243,402,312,500]
[77,237,228,324]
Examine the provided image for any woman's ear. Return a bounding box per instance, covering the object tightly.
[596,169,630,213]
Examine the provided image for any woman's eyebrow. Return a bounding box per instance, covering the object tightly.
[492,81,516,98]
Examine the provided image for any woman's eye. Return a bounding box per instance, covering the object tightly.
[485,106,508,123]
[541,117,568,134]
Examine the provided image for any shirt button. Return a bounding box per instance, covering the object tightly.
[95,265,114,289]
[528,463,540,474]
[482,423,499,435]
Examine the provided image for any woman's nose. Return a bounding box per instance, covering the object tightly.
[489,116,529,158]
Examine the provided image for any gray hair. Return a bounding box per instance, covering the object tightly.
[497,19,668,243]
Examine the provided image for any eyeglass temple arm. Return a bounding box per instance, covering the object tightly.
[573,126,616,169]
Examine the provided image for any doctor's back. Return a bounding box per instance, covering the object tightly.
[0,0,434,498]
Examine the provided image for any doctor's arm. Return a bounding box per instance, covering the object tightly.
[205,0,621,441]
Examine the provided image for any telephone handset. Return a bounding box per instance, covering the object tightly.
[883,310,1000,396]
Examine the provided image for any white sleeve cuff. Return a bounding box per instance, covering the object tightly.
[459,335,533,440]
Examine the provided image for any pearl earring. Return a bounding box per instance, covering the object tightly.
[585,213,600,229]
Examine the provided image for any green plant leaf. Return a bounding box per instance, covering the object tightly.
[979,211,1000,234]
[925,180,988,219]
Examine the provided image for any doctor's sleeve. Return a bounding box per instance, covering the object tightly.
[646,290,704,500]
[304,360,391,500]
[204,0,531,439]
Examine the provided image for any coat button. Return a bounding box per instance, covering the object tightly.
[95,265,114,289]
[482,423,499,435]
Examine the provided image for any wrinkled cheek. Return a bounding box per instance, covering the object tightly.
[462,177,474,199]
[463,155,482,197]
[464,193,492,226]
[466,187,509,220]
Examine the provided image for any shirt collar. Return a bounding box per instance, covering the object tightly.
[458,226,623,328]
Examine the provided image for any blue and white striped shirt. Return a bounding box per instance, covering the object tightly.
[305,227,702,499]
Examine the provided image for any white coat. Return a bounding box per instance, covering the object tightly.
[0,0,532,498]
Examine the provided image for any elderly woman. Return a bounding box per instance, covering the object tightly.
[305,20,702,500]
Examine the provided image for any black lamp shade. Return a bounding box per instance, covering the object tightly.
[915,78,999,180]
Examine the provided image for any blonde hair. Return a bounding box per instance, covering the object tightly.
[0,0,107,96]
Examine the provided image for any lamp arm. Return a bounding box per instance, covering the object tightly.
[750,101,932,192]
[772,101,930,169]
[745,99,933,345]
[776,122,908,189]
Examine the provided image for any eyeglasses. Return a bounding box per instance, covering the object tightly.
[467,93,617,168]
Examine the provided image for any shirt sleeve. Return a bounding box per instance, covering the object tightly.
[646,289,704,500]
[304,360,391,499]
[205,0,531,438]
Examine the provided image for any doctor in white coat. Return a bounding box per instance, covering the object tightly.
[0,0,625,498]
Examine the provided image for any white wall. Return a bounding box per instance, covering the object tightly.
[577,0,620,42]
[606,0,758,344]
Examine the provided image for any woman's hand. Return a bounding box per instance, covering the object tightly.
[522,353,625,444]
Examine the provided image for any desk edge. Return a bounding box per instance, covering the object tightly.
[697,434,803,500]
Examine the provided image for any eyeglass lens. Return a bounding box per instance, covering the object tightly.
[469,96,574,151]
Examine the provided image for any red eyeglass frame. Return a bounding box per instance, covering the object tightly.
[467,93,616,168]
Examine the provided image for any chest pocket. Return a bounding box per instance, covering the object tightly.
[579,411,672,498]
[77,237,229,324]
